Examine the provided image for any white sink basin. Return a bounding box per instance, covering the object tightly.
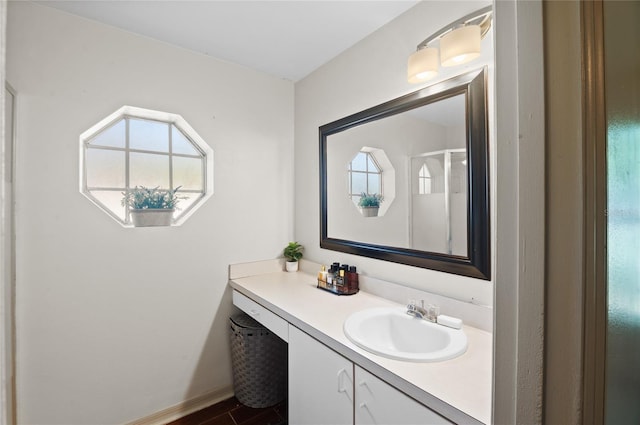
[343,307,467,362]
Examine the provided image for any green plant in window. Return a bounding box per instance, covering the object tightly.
[283,241,304,262]
[357,193,384,208]
[121,186,183,210]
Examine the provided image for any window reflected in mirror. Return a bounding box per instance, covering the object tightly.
[349,150,382,206]
[346,148,395,217]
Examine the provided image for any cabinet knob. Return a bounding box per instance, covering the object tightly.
[359,401,373,416]
[337,368,347,393]
[337,368,353,400]
[358,380,372,392]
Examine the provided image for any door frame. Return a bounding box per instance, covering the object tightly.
[2,80,16,425]
[493,0,546,423]
[581,1,607,423]
[2,0,17,421]
[543,1,608,422]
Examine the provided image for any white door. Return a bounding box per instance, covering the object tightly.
[288,325,353,425]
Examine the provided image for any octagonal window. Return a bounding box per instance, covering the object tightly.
[80,106,213,226]
[348,151,382,204]
[347,147,395,217]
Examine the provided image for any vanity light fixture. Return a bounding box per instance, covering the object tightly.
[407,6,492,83]
[407,47,438,84]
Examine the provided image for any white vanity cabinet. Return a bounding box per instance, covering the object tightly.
[288,324,353,425]
[288,323,451,425]
[355,366,453,425]
[230,266,492,424]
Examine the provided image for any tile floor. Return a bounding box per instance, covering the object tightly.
[166,397,287,425]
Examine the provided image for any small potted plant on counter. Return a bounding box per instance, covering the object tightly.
[358,192,384,217]
[283,241,304,272]
[121,186,183,227]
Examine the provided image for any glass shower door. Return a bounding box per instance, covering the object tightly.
[604,1,640,422]
[410,149,467,255]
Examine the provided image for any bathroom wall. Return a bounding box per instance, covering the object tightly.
[7,3,293,424]
[294,1,494,306]
[1,1,15,422]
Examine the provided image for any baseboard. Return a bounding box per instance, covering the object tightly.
[126,386,234,425]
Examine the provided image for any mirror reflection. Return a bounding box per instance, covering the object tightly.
[411,148,467,255]
[327,94,467,252]
[320,68,490,279]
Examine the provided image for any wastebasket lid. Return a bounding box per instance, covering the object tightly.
[230,313,265,329]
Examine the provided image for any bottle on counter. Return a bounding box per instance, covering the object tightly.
[326,264,334,288]
[331,263,341,289]
[347,266,359,293]
[336,265,348,293]
[317,265,327,289]
[336,268,345,288]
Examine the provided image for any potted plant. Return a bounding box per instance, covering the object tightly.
[283,241,304,272]
[121,186,183,227]
[358,193,384,217]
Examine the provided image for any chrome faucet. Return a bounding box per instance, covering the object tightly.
[406,300,428,319]
[406,299,439,322]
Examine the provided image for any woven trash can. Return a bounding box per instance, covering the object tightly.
[230,313,287,408]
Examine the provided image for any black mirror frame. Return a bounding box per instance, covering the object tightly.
[319,68,490,280]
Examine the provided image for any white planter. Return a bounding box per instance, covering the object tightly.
[130,209,175,227]
[359,206,379,217]
[285,261,299,272]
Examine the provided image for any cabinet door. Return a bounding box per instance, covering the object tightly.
[355,366,453,425]
[289,325,353,425]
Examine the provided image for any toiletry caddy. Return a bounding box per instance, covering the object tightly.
[317,262,359,295]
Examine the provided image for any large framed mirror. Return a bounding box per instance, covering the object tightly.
[320,68,490,280]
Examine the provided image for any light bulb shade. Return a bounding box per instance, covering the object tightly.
[440,24,481,67]
[407,47,439,84]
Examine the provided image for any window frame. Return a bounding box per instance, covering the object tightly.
[80,106,214,227]
[348,150,383,204]
[418,162,433,194]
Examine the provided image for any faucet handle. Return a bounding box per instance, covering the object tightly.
[426,304,440,322]
[406,299,422,318]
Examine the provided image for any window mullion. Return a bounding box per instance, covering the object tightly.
[168,124,173,191]
[366,152,372,194]
[125,117,131,223]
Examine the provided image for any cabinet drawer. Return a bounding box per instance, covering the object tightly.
[233,290,288,342]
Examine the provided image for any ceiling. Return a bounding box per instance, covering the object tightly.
[37,0,420,82]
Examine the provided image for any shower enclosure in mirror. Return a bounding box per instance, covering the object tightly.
[320,68,490,279]
[411,149,467,256]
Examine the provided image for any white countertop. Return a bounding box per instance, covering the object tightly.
[229,269,492,424]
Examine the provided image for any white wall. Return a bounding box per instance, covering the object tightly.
[294,1,494,306]
[7,3,293,424]
[1,1,16,423]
